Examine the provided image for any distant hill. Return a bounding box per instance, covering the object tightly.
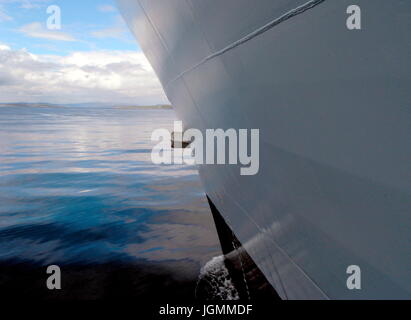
[115,104,173,110]
[0,102,173,110]
[0,102,63,108]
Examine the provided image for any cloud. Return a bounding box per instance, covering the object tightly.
[0,11,12,21]
[0,43,11,50]
[98,4,116,13]
[0,1,52,22]
[0,5,12,21]
[0,44,168,104]
[0,0,52,9]
[90,25,125,40]
[90,15,130,40]
[19,22,76,41]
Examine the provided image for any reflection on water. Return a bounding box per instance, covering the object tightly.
[0,105,221,300]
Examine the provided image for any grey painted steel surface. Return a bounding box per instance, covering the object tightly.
[117,0,411,299]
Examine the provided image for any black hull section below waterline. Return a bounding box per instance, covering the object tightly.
[206,196,280,301]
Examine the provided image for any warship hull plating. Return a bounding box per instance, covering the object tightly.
[117,0,411,299]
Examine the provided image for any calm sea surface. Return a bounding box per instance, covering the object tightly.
[0,105,222,300]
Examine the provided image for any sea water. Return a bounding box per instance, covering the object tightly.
[0,104,228,300]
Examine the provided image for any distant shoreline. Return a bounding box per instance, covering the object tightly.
[0,103,173,110]
[0,103,63,108]
[115,104,173,110]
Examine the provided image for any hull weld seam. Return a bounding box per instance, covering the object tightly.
[165,0,326,90]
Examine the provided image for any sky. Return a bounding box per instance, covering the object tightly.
[0,0,169,105]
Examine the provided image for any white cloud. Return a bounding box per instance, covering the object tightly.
[19,22,76,41]
[91,26,124,39]
[98,4,116,13]
[0,0,52,9]
[0,45,168,104]
[0,6,12,21]
[90,15,130,40]
[0,43,11,50]
[19,0,50,9]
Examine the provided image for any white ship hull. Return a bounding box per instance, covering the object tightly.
[117,0,411,299]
